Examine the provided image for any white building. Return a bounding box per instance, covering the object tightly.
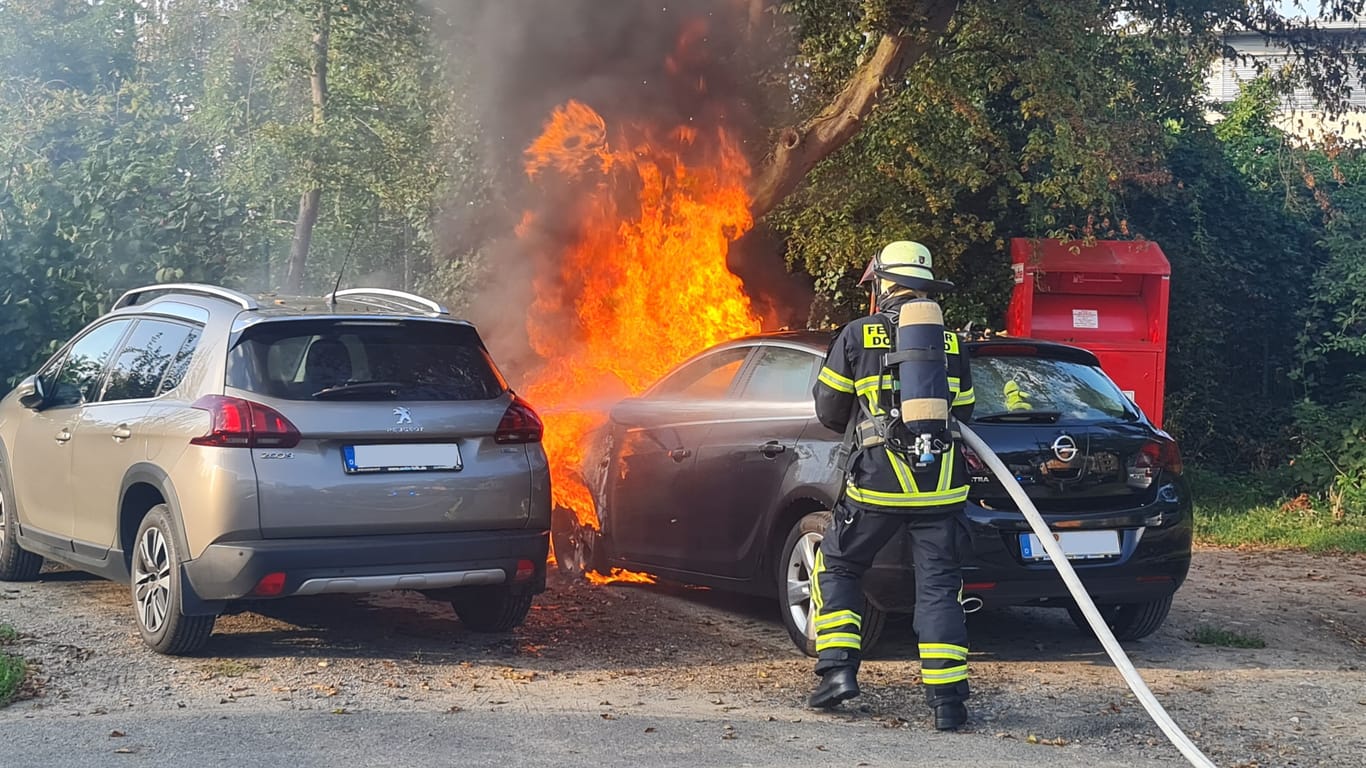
[1205,20,1366,142]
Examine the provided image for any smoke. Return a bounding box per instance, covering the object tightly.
[427,0,810,381]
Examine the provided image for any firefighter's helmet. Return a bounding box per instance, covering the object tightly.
[860,241,955,294]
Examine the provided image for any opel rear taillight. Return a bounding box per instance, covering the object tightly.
[1127,440,1182,488]
[960,445,988,476]
[495,395,543,444]
[190,395,301,449]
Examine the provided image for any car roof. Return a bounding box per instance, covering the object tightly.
[720,329,1103,367]
[107,283,468,327]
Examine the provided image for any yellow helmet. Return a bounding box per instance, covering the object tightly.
[860,241,955,294]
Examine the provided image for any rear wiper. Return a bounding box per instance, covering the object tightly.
[311,381,407,399]
[973,410,1062,424]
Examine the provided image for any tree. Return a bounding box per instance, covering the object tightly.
[245,0,462,293]
[752,0,1366,220]
[0,1,247,386]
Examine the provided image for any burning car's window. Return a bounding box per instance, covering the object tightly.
[650,347,749,400]
[227,320,506,401]
[971,354,1138,423]
[739,347,819,403]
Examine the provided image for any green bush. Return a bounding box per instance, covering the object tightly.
[1289,387,1366,518]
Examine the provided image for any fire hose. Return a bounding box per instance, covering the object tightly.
[958,423,1217,768]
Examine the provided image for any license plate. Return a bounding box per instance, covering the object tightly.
[1020,530,1121,561]
[343,443,462,474]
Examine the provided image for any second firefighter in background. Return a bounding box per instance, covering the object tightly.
[807,241,976,732]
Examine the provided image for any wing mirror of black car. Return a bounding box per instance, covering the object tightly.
[15,375,45,410]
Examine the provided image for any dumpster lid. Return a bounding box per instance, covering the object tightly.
[1010,238,1170,276]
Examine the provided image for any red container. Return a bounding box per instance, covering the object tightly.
[1006,239,1171,427]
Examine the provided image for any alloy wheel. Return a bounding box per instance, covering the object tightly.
[0,489,7,549]
[785,529,823,643]
[132,526,172,634]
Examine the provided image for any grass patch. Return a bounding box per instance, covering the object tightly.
[0,624,25,707]
[1188,467,1366,553]
[1186,626,1267,649]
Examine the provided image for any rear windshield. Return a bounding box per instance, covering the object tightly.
[227,320,506,401]
[971,354,1138,423]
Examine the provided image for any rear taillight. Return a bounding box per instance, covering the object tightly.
[960,445,988,475]
[1127,440,1182,488]
[190,395,301,449]
[495,395,543,444]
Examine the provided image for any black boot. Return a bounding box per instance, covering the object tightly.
[934,702,968,731]
[808,667,860,709]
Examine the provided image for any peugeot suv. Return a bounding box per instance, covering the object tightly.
[0,284,550,654]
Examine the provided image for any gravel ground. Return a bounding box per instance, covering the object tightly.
[1,547,1362,767]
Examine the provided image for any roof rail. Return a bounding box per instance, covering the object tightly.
[112,283,260,312]
[327,288,449,316]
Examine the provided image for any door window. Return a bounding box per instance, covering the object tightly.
[738,347,819,402]
[44,321,133,408]
[649,347,750,399]
[157,327,202,395]
[101,320,196,402]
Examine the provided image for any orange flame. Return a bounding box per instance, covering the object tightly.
[518,88,760,571]
[584,568,659,586]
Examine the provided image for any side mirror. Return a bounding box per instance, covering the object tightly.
[15,375,44,410]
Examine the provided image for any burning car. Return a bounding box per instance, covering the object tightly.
[551,330,1193,656]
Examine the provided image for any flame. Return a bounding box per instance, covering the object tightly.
[516,45,760,583]
[584,568,659,586]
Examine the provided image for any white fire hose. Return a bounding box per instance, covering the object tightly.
[959,423,1216,768]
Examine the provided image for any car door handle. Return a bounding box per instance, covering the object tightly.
[112,425,133,441]
[759,441,786,458]
[668,448,692,462]
[54,429,72,444]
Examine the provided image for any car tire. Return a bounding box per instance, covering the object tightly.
[451,586,533,632]
[550,506,606,578]
[778,510,886,658]
[0,487,44,582]
[1067,594,1173,641]
[131,505,215,655]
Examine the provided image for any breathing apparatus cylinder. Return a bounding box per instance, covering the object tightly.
[893,298,950,465]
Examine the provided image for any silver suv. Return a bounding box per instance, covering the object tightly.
[0,284,551,654]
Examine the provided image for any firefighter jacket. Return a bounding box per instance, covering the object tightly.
[813,295,975,514]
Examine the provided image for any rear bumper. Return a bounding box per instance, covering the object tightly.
[864,487,1192,613]
[180,529,549,611]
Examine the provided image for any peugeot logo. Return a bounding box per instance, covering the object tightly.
[393,407,413,425]
[1051,435,1079,462]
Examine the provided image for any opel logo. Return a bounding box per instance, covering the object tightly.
[1051,435,1079,462]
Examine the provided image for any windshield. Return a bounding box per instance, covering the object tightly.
[227,320,507,401]
[971,353,1138,423]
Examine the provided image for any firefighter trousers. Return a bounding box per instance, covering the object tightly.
[811,499,971,707]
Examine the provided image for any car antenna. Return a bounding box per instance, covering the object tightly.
[327,224,364,310]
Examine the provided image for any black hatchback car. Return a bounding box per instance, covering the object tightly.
[552,331,1192,655]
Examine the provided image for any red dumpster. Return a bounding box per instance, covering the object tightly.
[1005,239,1171,427]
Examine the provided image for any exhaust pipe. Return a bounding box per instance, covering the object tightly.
[959,423,1215,768]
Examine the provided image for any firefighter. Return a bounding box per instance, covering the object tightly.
[808,240,976,731]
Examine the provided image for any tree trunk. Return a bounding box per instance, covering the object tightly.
[284,2,331,293]
[748,0,957,219]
